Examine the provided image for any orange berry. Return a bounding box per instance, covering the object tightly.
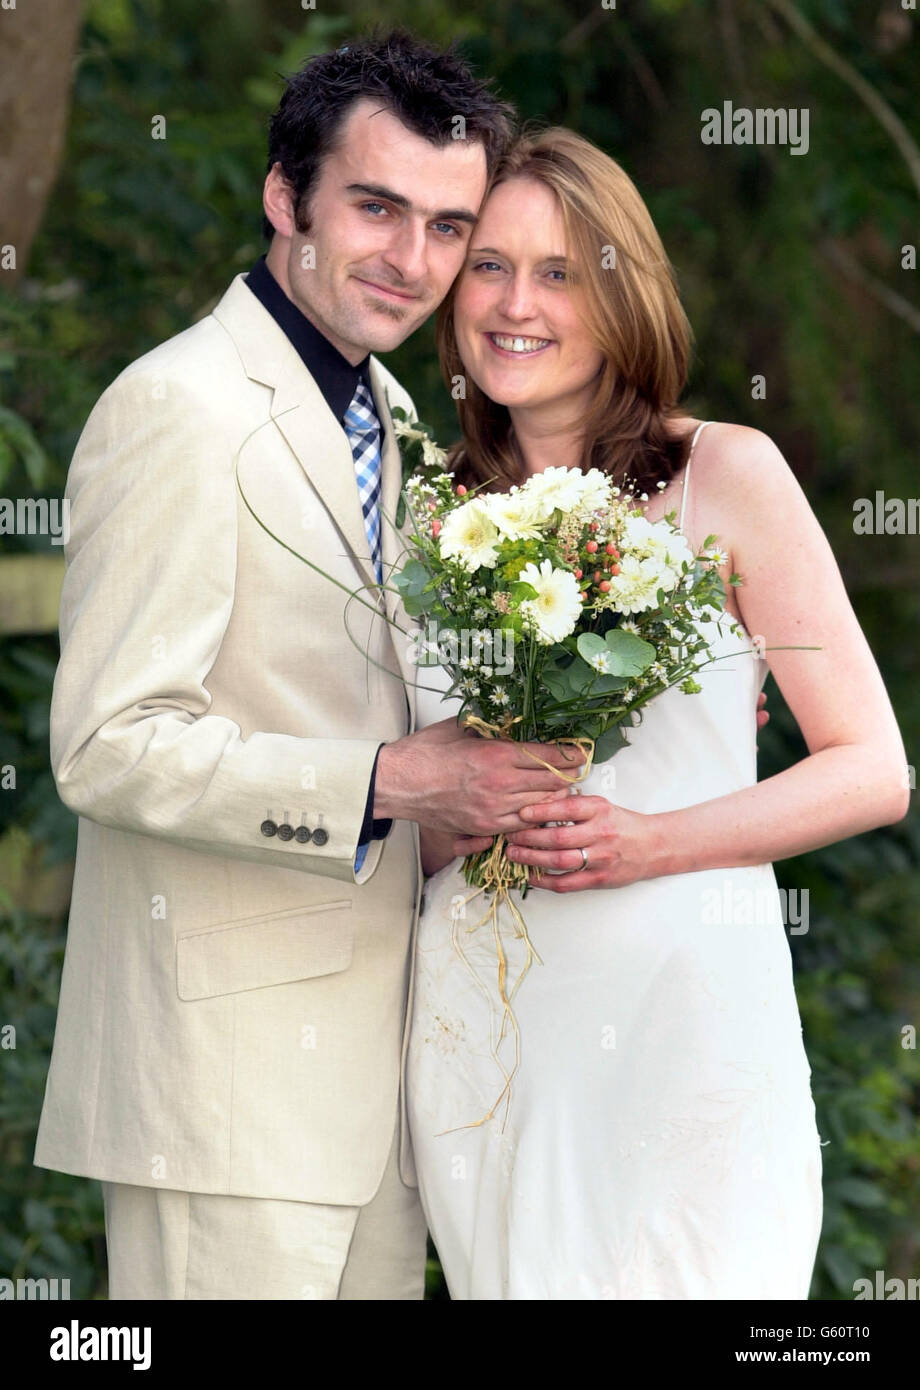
[599,580,611,592]
[456,484,467,496]
[605,543,618,555]
[594,570,602,582]
[586,540,598,553]
[574,568,583,580]
[609,563,620,575]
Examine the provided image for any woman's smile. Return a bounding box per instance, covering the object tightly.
[484,331,555,358]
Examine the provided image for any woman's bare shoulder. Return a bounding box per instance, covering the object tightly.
[689,421,802,514]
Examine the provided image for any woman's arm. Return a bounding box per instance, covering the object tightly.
[420,823,462,877]
[493,425,910,891]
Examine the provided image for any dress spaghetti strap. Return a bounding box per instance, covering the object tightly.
[678,421,712,532]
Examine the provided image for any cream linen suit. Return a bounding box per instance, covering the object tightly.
[33,273,429,1285]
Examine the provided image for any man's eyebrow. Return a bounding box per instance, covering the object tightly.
[345,183,479,226]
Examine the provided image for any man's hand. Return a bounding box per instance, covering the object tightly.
[400,689,768,854]
[375,720,589,838]
[756,689,769,749]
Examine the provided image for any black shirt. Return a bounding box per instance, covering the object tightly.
[244,255,391,847]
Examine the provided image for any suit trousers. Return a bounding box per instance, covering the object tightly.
[100,1119,427,1300]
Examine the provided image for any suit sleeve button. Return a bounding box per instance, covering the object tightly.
[277,823,294,841]
[261,820,277,837]
[294,826,311,843]
[311,827,329,846]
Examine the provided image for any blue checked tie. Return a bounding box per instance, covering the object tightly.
[343,379,383,586]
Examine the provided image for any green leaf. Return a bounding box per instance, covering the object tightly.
[543,667,573,701]
[576,628,655,677]
[392,560,431,597]
[828,1178,886,1209]
[593,722,630,761]
[510,580,538,602]
[575,633,609,665]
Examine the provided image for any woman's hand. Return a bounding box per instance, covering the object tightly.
[454,791,664,893]
[756,690,769,739]
[420,823,463,878]
[447,690,770,887]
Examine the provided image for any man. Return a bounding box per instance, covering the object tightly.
[32,29,589,1301]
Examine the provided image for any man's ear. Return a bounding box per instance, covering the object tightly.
[263,162,297,240]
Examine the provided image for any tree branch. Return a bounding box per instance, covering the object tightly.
[764,0,920,198]
[820,238,920,336]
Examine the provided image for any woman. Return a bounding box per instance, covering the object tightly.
[405,127,908,1300]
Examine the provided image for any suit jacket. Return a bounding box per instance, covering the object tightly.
[33,272,425,1205]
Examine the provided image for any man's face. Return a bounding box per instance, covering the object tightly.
[263,99,489,364]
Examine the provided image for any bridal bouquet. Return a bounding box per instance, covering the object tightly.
[391,408,742,1124]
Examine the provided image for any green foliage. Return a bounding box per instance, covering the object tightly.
[0,0,917,1300]
[0,907,105,1299]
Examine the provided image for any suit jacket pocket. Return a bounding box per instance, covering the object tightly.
[176,900,353,1000]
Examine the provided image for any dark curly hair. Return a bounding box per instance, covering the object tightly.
[262,26,517,241]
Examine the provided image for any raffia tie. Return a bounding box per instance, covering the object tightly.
[436,716,595,1135]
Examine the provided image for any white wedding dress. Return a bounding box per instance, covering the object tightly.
[406,424,824,1300]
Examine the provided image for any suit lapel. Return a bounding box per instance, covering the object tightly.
[212,274,417,729]
[368,356,418,729]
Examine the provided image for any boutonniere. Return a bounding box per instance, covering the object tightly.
[385,394,450,528]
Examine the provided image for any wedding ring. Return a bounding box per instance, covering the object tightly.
[576,847,588,871]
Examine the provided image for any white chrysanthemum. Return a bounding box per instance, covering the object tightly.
[521,466,588,519]
[438,497,500,570]
[421,437,448,468]
[484,488,545,541]
[602,554,669,614]
[622,513,694,575]
[574,468,614,517]
[518,559,583,644]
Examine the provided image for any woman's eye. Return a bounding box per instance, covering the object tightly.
[547,268,568,282]
[472,260,504,273]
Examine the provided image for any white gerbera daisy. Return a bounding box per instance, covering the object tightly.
[438,497,500,571]
[484,489,545,541]
[517,559,583,644]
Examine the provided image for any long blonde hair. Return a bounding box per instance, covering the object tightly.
[435,125,695,494]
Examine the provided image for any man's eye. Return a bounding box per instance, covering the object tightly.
[432,222,460,237]
[362,201,387,215]
[472,260,503,273]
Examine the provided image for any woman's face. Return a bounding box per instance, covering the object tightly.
[452,177,605,419]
